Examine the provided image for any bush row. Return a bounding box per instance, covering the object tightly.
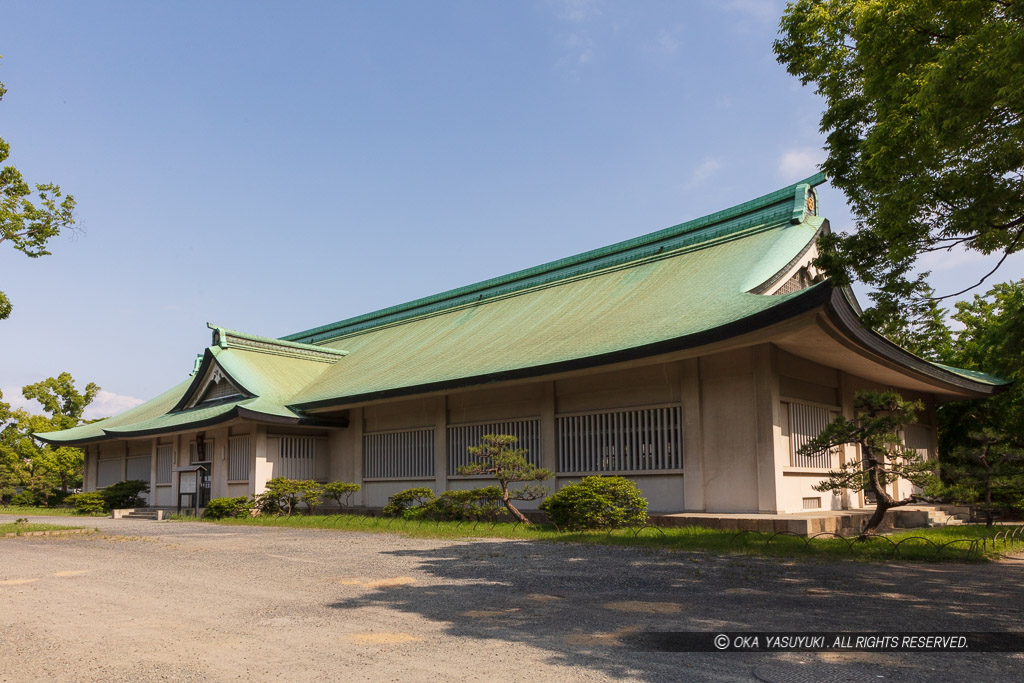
[381,476,649,529]
[203,478,362,519]
[65,480,149,515]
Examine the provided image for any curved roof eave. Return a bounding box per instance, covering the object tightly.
[823,287,1009,397]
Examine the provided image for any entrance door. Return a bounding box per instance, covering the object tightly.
[198,465,212,507]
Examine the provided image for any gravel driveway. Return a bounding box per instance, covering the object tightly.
[1,514,1022,682]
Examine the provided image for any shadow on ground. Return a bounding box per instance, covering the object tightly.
[327,540,1024,682]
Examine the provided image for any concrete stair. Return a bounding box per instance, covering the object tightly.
[926,505,971,527]
[112,507,167,521]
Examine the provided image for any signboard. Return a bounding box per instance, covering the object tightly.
[180,471,197,494]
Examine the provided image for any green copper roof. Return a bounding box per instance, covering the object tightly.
[36,342,337,445]
[284,174,827,345]
[37,174,1005,444]
[288,216,828,407]
[933,363,1010,386]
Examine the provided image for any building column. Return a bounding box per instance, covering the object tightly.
[680,358,704,512]
[434,396,447,494]
[541,382,557,478]
[351,408,364,505]
[253,424,268,495]
[148,438,157,506]
[753,344,782,514]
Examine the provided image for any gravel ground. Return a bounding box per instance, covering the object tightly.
[1,514,1022,682]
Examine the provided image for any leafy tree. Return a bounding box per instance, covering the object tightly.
[775,1,1024,309]
[798,391,935,537]
[933,280,1024,510]
[933,430,1024,526]
[22,373,99,428]
[456,434,552,525]
[861,284,953,361]
[321,481,361,511]
[0,373,99,496]
[938,280,1024,450]
[0,60,78,320]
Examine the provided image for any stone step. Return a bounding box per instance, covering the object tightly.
[112,508,166,521]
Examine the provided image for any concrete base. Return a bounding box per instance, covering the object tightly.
[651,506,953,537]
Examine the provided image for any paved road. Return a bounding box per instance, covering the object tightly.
[1,514,1022,682]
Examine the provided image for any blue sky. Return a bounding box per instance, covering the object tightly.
[1,0,1019,419]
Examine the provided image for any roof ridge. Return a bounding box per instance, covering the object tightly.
[283,174,827,345]
[208,324,349,361]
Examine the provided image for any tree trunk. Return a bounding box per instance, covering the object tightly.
[861,501,892,538]
[500,484,531,525]
[860,450,895,538]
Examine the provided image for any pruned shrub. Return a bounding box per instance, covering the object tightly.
[203,496,252,519]
[382,487,436,518]
[419,486,507,522]
[299,481,323,515]
[255,478,304,515]
[322,481,361,510]
[9,489,40,506]
[253,478,330,515]
[66,492,108,515]
[101,480,149,510]
[540,476,648,530]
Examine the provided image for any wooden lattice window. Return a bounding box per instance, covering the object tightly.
[787,402,840,468]
[448,419,541,474]
[557,406,682,474]
[363,429,435,479]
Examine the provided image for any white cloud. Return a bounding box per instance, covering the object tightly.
[655,28,681,55]
[563,32,595,65]
[552,0,602,22]
[685,157,723,189]
[2,387,144,423]
[83,391,145,421]
[1,387,39,415]
[778,147,823,179]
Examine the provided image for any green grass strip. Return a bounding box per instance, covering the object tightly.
[0,506,104,517]
[171,513,1024,563]
[0,522,80,535]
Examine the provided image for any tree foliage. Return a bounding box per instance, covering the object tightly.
[322,481,361,511]
[0,60,77,320]
[934,280,1024,508]
[0,373,98,499]
[934,429,1024,525]
[798,390,934,536]
[775,0,1024,307]
[457,434,552,525]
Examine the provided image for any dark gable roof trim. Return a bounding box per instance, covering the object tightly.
[747,220,830,295]
[170,348,254,413]
[824,288,1006,397]
[87,405,347,440]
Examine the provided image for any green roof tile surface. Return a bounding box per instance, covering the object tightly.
[37,174,1004,444]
